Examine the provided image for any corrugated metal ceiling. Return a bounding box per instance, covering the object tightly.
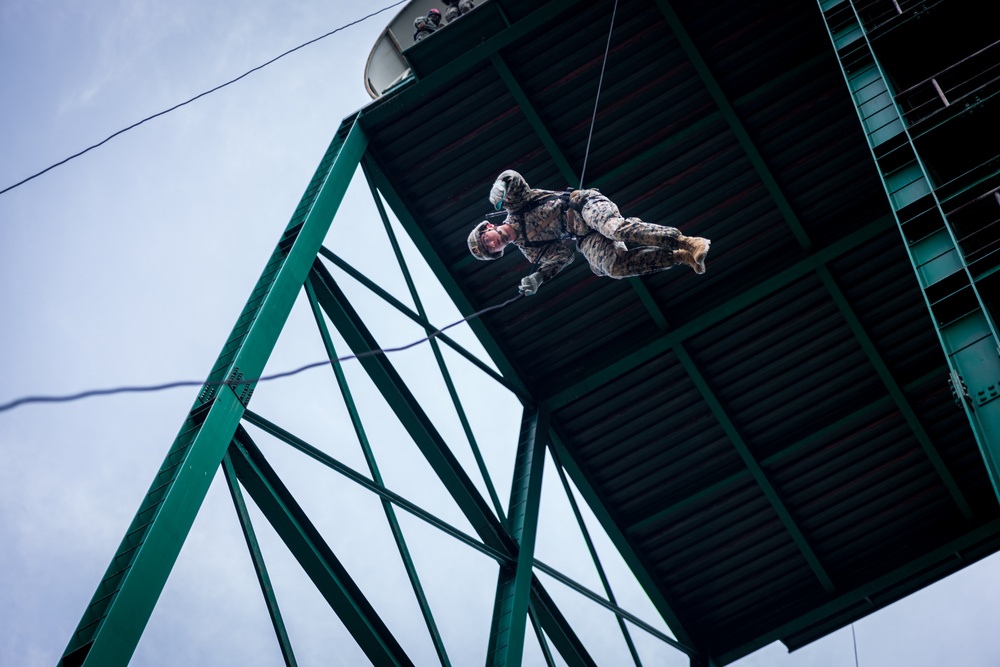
[355,0,1000,662]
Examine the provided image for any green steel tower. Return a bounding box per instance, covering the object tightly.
[58,1,1000,665]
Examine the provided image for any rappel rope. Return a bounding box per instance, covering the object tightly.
[487,0,619,282]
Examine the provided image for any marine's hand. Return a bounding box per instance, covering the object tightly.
[519,272,541,296]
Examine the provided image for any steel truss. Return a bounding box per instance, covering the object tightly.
[57,113,697,667]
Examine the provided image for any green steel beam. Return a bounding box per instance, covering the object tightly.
[549,430,699,652]
[653,0,812,250]
[527,582,600,667]
[360,0,586,129]
[816,266,974,520]
[318,246,522,400]
[489,51,669,333]
[246,408,688,658]
[243,409,509,563]
[221,453,299,667]
[546,215,893,409]
[58,115,368,667]
[590,54,827,191]
[490,53,578,186]
[228,430,414,667]
[303,281,451,667]
[487,408,549,667]
[527,600,559,667]
[306,261,515,556]
[361,154,533,401]
[550,451,642,666]
[243,407,675,657]
[627,366,952,532]
[672,343,835,592]
[713,518,1000,665]
[360,160,508,524]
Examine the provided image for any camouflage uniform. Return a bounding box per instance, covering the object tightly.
[444,0,475,22]
[489,170,691,289]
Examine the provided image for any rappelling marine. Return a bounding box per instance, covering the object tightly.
[468,170,711,295]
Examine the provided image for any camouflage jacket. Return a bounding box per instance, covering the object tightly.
[499,182,595,284]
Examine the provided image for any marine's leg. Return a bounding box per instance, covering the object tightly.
[445,5,460,22]
[581,195,710,273]
[578,234,679,278]
[459,0,475,13]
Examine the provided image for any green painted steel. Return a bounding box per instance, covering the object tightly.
[549,431,699,652]
[228,431,415,667]
[57,115,368,667]
[360,0,586,129]
[307,261,515,555]
[360,161,508,524]
[221,453,299,667]
[713,517,1000,664]
[303,280,452,667]
[360,155,533,400]
[317,246,519,397]
[243,409,510,562]
[526,583,599,667]
[487,408,549,667]
[816,0,1000,500]
[628,367,947,531]
[545,215,895,409]
[672,342,836,592]
[551,451,642,666]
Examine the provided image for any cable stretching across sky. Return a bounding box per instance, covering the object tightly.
[0,294,522,415]
[0,0,408,198]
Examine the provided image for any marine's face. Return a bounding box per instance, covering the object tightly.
[480,224,508,254]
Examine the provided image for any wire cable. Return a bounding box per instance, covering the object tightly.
[578,0,619,189]
[0,293,522,415]
[0,0,408,198]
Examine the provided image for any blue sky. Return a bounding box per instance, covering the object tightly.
[2,1,999,665]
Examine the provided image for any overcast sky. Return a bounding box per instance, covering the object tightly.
[2,1,999,666]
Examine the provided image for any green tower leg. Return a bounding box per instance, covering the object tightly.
[57,115,368,667]
[486,408,548,667]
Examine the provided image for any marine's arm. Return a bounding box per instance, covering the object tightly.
[516,242,574,295]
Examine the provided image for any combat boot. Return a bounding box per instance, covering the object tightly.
[677,236,711,274]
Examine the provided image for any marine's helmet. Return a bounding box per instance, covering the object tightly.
[428,8,442,24]
[468,221,500,261]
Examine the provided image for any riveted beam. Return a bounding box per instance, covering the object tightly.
[228,431,414,667]
[58,116,368,667]
[487,408,549,667]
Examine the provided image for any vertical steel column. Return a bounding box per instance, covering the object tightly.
[58,115,367,667]
[487,408,548,667]
[817,0,1000,496]
[303,280,451,666]
[221,453,299,667]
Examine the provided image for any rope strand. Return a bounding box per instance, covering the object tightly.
[578,0,619,189]
[0,293,522,415]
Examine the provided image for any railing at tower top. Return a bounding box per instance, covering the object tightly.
[894,39,1000,127]
[851,0,944,33]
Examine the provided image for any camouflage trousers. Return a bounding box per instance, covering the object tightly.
[445,0,475,22]
[576,194,680,278]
